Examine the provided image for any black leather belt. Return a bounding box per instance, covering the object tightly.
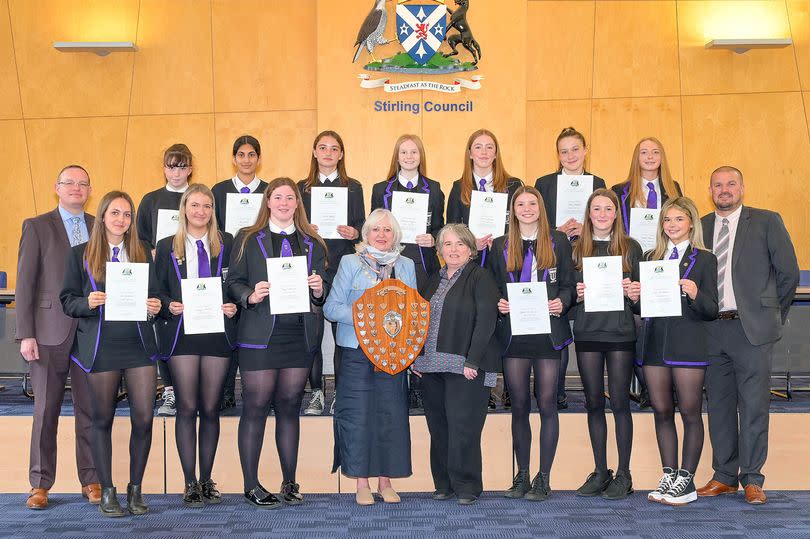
[717,310,740,320]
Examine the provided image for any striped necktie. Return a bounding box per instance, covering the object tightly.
[714,218,730,310]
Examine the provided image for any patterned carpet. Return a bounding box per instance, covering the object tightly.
[2,491,809,538]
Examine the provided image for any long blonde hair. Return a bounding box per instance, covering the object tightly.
[505,186,555,272]
[624,137,679,206]
[84,191,147,282]
[459,129,514,206]
[234,177,327,263]
[572,188,635,272]
[172,184,221,261]
[385,134,427,180]
[650,197,707,260]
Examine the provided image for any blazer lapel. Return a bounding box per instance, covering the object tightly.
[731,206,750,268]
[703,214,716,249]
[48,208,71,248]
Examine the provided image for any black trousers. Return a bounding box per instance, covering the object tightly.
[706,318,773,488]
[421,371,489,497]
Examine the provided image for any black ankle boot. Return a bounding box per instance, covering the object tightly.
[504,469,531,498]
[126,483,148,515]
[98,486,125,518]
[524,472,551,501]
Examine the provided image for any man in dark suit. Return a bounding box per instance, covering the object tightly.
[697,166,799,505]
[16,165,100,509]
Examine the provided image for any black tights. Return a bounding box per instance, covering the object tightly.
[577,351,634,473]
[169,355,230,484]
[503,357,559,474]
[644,365,705,472]
[238,367,309,490]
[86,365,156,488]
[309,321,340,390]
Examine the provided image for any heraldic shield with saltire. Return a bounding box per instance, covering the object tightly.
[396,3,447,65]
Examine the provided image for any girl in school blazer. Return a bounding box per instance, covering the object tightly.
[60,191,161,517]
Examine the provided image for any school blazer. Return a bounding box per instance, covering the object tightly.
[225,227,328,352]
[488,231,576,353]
[446,176,523,228]
[638,247,719,366]
[154,232,237,358]
[421,262,502,373]
[611,180,683,236]
[59,242,160,372]
[534,171,606,229]
[211,178,269,234]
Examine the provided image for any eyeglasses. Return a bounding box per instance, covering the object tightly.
[165,164,190,170]
[57,181,91,189]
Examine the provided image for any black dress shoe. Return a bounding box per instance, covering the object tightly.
[280,481,303,505]
[98,486,125,518]
[244,484,282,509]
[200,479,222,504]
[126,483,148,515]
[432,490,454,501]
[457,494,478,505]
[182,481,204,508]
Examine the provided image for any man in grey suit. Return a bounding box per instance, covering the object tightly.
[16,165,100,509]
[697,166,799,505]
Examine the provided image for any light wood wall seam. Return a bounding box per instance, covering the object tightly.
[587,0,596,175]
[785,0,810,140]
[675,0,687,186]
[120,0,143,193]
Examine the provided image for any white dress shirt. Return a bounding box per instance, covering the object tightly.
[184,233,209,279]
[473,172,494,192]
[713,205,743,311]
[397,172,419,189]
[231,176,261,193]
[634,177,661,208]
[108,242,128,262]
[666,239,690,263]
[319,171,339,183]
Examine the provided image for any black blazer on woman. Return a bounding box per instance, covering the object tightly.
[534,171,606,230]
[571,238,643,343]
[298,177,365,282]
[370,175,444,287]
[154,232,237,358]
[488,230,576,354]
[225,227,328,353]
[211,178,269,234]
[420,262,502,373]
[611,180,683,236]
[446,176,523,229]
[638,246,718,366]
[59,242,160,372]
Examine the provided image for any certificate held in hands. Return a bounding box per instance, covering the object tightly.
[468,191,508,238]
[104,262,149,321]
[155,209,180,243]
[555,175,593,226]
[583,256,624,312]
[639,259,682,318]
[181,277,225,335]
[225,193,264,236]
[310,187,348,239]
[629,208,661,252]
[391,191,429,244]
[506,281,551,335]
[266,255,310,314]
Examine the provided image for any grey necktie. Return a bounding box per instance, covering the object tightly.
[71,216,82,246]
[714,218,730,311]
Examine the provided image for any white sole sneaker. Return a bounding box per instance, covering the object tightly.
[647,491,666,502]
[661,490,698,506]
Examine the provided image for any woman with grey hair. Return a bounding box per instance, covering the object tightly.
[324,208,417,506]
[413,223,501,505]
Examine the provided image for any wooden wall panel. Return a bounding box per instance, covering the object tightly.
[129,0,214,115]
[592,1,679,98]
[25,117,128,215]
[678,0,799,95]
[525,99,592,181]
[210,0,316,113]
[681,92,810,264]
[8,0,139,118]
[527,1,594,101]
[0,120,34,288]
[0,0,22,119]
[214,111,316,184]
[789,1,810,91]
[122,114,217,206]
[589,97,683,188]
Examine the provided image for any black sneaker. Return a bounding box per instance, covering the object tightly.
[602,469,634,500]
[182,481,204,508]
[501,390,511,409]
[408,388,424,415]
[638,390,651,410]
[524,472,551,501]
[220,394,236,411]
[200,479,222,504]
[661,469,697,506]
[557,396,568,410]
[488,393,497,411]
[648,467,676,502]
[576,469,613,497]
[504,469,531,499]
[244,484,282,509]
[279,481,303,505]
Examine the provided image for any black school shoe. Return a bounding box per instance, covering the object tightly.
[201,479,222,504]
[576,469,614,497]
[457,495,478,505]
[432,490,454,500]
[280,481,304,505]
[524,472,551,501]
[126,483,148,515]
[602,469,634,500]
[504,469,531,498]
[98,486,125,518]
[244,484,282,509]
[182,481,204,508]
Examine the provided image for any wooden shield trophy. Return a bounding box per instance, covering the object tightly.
[353,278,430,375]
